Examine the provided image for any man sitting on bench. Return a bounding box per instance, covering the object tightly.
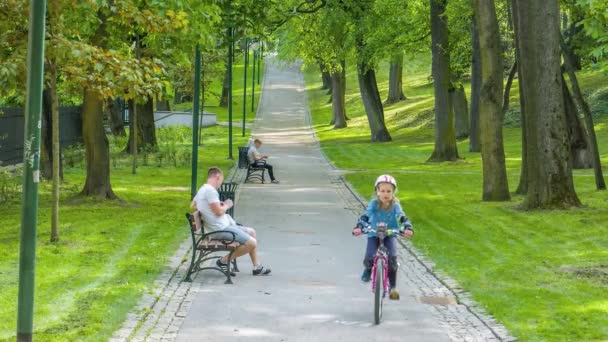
[191,167,271,276]
[248,139,280,184]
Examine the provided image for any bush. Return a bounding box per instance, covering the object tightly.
[63,143,86,169]
[0,165,22,204]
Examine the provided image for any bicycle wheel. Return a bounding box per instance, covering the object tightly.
[374,258,384,325]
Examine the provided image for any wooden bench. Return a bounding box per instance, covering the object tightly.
[239,146,267,183]
[245,161,267,183]
[184,212,240,284]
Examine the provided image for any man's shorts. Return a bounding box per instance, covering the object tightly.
[213,225,252,244]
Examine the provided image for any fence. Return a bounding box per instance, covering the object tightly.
[0,106,83,165]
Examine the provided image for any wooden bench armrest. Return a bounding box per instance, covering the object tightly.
[201,231,238,247]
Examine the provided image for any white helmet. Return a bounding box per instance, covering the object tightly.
[375,174,397,189]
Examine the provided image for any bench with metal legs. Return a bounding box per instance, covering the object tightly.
[245,160,268,183]
[185,213,240,284]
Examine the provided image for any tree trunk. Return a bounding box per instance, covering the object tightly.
[512,0,580,208]
[219,63,230,107]
[560,37,606,189]
[41,86,65,181]
[511,0,527,195]
[562,74,592,169]
[385,51,407,105]
[452,83,469,140]
[320,63,332,91]
[356,61,391,142]
[131,100,137,174]
[469,14,482,153]
[475,0,510,201]
[81,7,117,199]
[107,98,126,136]
[564,14,583,71]
[49,60,61,242]
[156,87,171,111]
[125,97,157,153]
[331,65,347,129]
[502,60,517,114]
[429,0,459,161]
[41,89,54,179]
[81,89,117,199]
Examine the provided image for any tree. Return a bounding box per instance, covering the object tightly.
[474,0,510,201]
[469,14,482,152]
[276,5,350,129]
[355,43,392,142]
[452,82,469,140]
[511,0,580,209]
[428,0,459,161]
[560,37,606,190]
[385,51,407,105]
[350,1,392,142]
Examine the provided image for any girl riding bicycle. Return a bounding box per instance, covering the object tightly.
[352,174,414,300]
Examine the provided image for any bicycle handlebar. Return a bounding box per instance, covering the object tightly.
[354,223,400,236]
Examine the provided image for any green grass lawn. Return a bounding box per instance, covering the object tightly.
[0,126,249,341]
[174,50,265,123]
[304,55,608,341]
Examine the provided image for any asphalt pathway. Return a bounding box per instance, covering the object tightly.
[176,58,457,342]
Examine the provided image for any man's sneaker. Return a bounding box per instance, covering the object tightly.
[361,269,372,282]
[216,259,236,276]
[253,265,272,276]
[271,179,280,184]
[389,288,400,300]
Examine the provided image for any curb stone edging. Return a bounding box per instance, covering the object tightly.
[299,64,516,342]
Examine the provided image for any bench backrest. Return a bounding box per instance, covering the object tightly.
[186,211,206,235]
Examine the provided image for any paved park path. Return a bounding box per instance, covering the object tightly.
[173,58,512,342]
[112,57,512,342]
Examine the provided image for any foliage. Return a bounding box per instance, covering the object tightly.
[446,0,473,78]
[62,143,86,169]
[277,3,351,73]
[576,0,608,58]
[0,167,22,204]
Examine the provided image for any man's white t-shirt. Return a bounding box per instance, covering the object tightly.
[193,184,233,231]
[247,145,258,165]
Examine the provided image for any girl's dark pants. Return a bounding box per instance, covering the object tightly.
[364,236,398,288]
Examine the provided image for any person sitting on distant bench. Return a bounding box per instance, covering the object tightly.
[248,139,280,184]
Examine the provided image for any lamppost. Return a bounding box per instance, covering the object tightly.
[242,38,249,137]
[190,45,202,199]
[251,49,256,113]
[242,38,259,137]
[258,40,262,85]
[17,1,47,341]
[227,27,234,159]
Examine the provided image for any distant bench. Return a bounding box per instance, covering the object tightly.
[184,212,240,284]
[238,146,267,183]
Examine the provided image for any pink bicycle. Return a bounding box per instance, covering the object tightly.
[354,222,399,324]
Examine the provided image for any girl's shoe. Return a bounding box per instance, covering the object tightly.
[389,288,400,300]
[361,269,372,282]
